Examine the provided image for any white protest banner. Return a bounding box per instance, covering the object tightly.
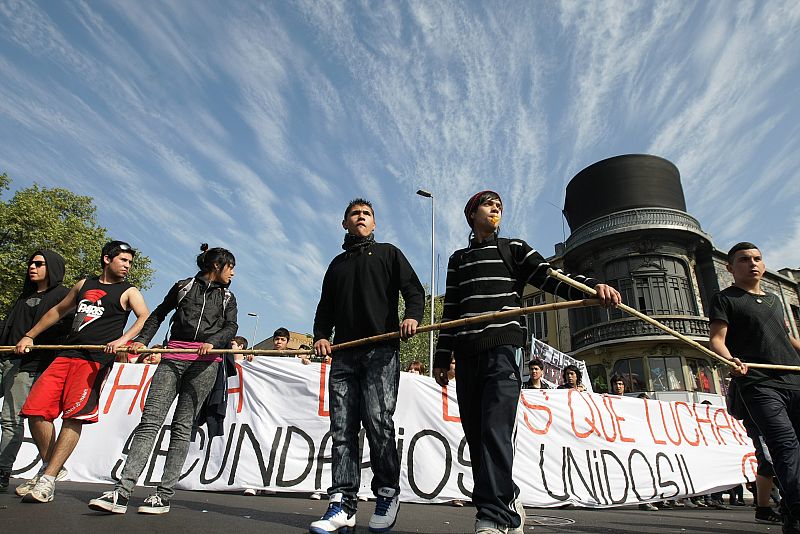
[9,358,754,507]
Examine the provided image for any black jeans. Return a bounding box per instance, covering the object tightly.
[327,344,400,515]
[455,345,522,528]
[740,384,800,516]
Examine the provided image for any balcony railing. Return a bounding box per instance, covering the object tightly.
[565,208,709,252]
[571,316,710,350]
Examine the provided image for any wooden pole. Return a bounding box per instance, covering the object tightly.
[546,268,800,372]
[0,298,599,357]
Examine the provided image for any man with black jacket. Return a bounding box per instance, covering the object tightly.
[0,250,70,492]
[433,191,620,534]
[310,198,424,534]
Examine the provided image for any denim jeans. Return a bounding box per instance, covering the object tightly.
[0,359,36,471]
[116,358,219,499]
[327,344,400,515]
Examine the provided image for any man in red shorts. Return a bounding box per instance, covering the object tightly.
[14,241,149,503]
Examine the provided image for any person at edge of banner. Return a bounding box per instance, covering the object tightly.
[521,359,548,390]
[310,198,425,534]
[556,364,586,391]
[272,326,311,366]
[432,190,621,534]
[14,241,149,504]
[708,241,800,534]
[88,244,238,516]
[0,250,71,493]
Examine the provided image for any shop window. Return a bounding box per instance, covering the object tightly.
[587,364,608,393]
[610,358,646,393]
[687,358,715,393]
[648,356,686,391]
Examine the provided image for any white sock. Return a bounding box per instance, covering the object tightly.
[40,474,56,484]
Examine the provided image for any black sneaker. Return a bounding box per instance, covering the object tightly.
[0,469,10,492]
[755,506,782,524]
[89,490,129,514]
[138,494,170,514]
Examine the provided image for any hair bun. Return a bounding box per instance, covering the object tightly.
[200,243,209,252]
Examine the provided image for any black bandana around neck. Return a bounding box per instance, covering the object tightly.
[343,232,375,252]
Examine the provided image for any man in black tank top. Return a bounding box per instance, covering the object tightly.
[14,241,149,504]
[709,242,800,534]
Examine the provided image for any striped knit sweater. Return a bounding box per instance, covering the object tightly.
[432,235,598,369]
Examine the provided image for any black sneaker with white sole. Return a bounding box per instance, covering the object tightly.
[755,506,782,524]
[89,490,129,514]
[138,494,170,514]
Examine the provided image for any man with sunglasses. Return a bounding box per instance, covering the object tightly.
[13,241,149,503]
[0,250,71,493]
[311,198,425,534]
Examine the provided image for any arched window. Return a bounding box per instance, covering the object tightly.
[605,256,696,318]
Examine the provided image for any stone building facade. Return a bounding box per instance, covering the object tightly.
[522,154,800,401]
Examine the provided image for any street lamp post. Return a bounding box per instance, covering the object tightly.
[416,189,435,377]
[247,312,260,347]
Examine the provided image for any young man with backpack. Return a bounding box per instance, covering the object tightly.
[433,191,620,534]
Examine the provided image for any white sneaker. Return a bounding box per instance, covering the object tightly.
[15,466,67,497]
[368,487,399,533]
[243,488,257,496]
[309,493,356,534]
[21,476,55,503]
[475,519,509,534]
[310,492,323,500]
[509,498,526,534]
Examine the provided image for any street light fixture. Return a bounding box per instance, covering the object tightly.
[247,312,260,347]
[416,189,435,376]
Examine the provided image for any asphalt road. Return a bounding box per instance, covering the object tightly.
[0,479,776,533]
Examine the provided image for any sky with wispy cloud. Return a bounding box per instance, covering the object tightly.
[1,0,799,342]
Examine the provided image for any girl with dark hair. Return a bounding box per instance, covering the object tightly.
[90,244,238,515]
[558,364,586,391]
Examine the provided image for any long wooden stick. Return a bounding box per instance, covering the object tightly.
[547,268,800,372]
[329,298,599,351]
[0,298,599,356]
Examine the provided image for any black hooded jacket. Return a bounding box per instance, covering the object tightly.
[134,273,238,348]
[0,250,71,373]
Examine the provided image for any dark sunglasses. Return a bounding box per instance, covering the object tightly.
[29,260,47,268]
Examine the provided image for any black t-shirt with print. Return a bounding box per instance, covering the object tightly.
[709,286,800,391]
[61,277,133,366]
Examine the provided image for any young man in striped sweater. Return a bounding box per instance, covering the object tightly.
[433,191,620,534]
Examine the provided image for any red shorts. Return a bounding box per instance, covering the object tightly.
[20,356,111,423]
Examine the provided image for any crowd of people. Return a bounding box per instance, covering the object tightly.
[0,192,798,534]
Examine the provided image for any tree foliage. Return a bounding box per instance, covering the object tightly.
[398,289,444,375]
[0,173,154,318]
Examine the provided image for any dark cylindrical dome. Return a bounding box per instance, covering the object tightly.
[563,154,686,231]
